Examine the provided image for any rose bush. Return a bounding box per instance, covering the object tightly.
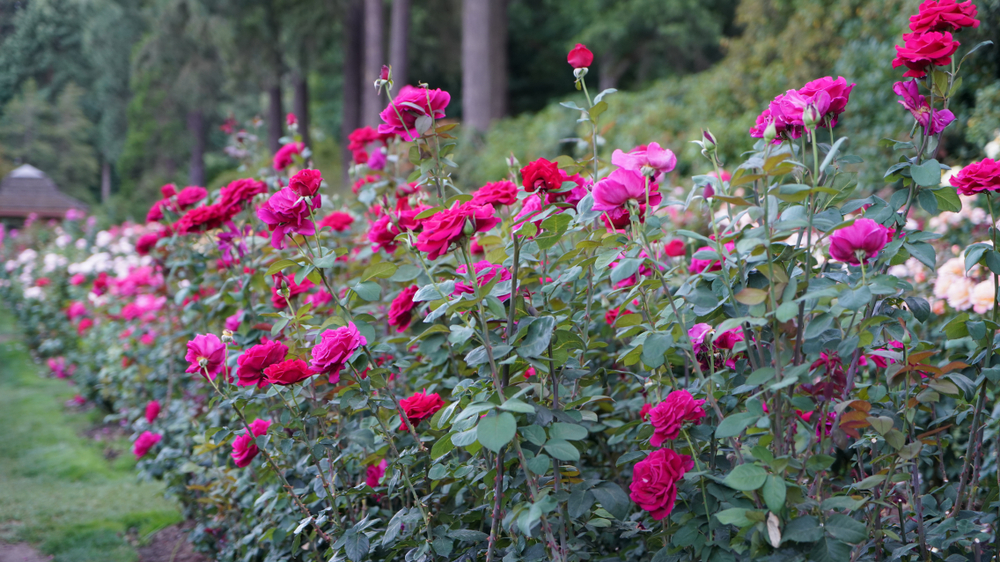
[2,10,1000,562]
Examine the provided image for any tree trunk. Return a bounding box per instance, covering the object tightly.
[187,110,206,186]
[462,0,491,132]
[362,0,385,127]
[267,85,283,154]
[389,0,410,89]
[489,0,508,121]
[100,160,111,202]
[598,52,628,92]
[293,70,311,148]
[342,0,364,177]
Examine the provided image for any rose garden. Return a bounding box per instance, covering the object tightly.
[2,1,1000,561]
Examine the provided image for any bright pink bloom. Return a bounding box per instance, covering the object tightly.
[77,318,93,335]
[909,0,979,33]
[796,76,855,126]
[471,180,519,206]
[70,273,86,286]
[640,403,652,421]
[66,301,87,320]
[219,178,268,208]
[399,391,444,429]
[664,240,685,257]
[231,419,272,467]
[454,261,513,301]
[264,359,314,385]
[630,448,693,520]
[176,186,208,208]
[133,431,162,458]
[310,323,367,383]
[893,31,960,78]
[236,340,288,388]
[567,43,594,68]
[185,333,226,379]
[273,142,304,171]
[689,241,735,274]
[378,85,450,141]
[271,272,315,309]
[388,286,420,332]
[893,80,956,135]
[951,159,1000,196]
[319,211,354,232]
[592,169,661,220]
[369,215,402,253]
[257,187,319,250]
[136,232,159,256]
[225,310,243,332]
[647,390,707,446]
[366,459,388,488]
[414,202,499,260]
[289,169,323,197]
[145,400,161,423]
[611,143,677,179]
[828,218,890,265]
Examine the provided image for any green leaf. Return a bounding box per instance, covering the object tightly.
[549,422,588,441]
[904,242,936,269]
[910,159,941,187]
[431,434,455,459]
[447,529,488,542]
[499,398,535,414]
[904,297,930,322]
[477,412,517,452]
[715,412,759,438]
[590,482,630,520]
[351,281,381,301]
[735,288,768,305]
[986,250,1000,275]
[762,475,786,512]
[715,507,754,527]
[610,258,642,286]
[821,496,867,511]
[933,186,961,212]
[544,439,580,461]
[776,301,799,322]
[809,538,852,562]
[432,538,453,557]
[517,316,556,358]
[344,530,370,561]
[640,332,672,369]
[362,262,397,281]
[265,258,299,276]
[526,453,550,475]
[825,514,867,544]
[783,516,824,543]
[838,285,871,310]
[722,464,768,491]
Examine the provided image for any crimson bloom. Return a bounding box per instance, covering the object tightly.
[399,391,444,429]
[185,333,226,379]
[289,169,323,197]
[366,459,387,488]
[273,142,304,171]
[136,233,159,256]
[145,400,161,423]
[630,448,693,520]
[176,204,237,235]
[893,31,960,78]
[378,85,450,141]
[133,431,162,459]
[388,285,419,332]
[318,211,354,232]
[310,322,367,383]
[664,239,685,257]
[219,178,268,208]
[471,180,519,206]
[893,80,956,135]
[236,340,289,388]
[264,359,314,385]
[257,187,319,250]
[647,390,707,446]
[231,419,272,467]
[567,43,594,68]
[414,202,499,260]
[951,159,1000,195]
[909,0,979,33]
[520,158,563,192]
[828,218,891,265]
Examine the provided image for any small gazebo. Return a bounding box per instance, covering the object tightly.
[0,164,88,220]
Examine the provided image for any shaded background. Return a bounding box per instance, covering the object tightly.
[0,0,998,223]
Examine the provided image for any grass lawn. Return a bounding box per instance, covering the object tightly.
[0,312,181,562]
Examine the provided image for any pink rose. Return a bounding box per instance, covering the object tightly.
[273,142,304,171]
[145,400,161,423]
[310,323,367,383]
[592,168,661,222]
[414,202,500,260]
[647,390,707,446]
[369,215,402,253]
[567,43,594,68]
[135,233,159,256]
[176,186,207,208]
[689,241,735,274]
[271,272,315,309]
[236,340,288,388]
[893,80,956,135]
[399,391,444,429]
[909,0,979,33]
[66,301,87,320]
[185,333,226,379]
[664,239,685,257]
[795,76,855,126]
[828,218,890,265]
[388,285,419,332]
[319,211,354,232]
[893,31,960,79]
[219,178,268,208]
[471,180,519,206]
[454,261,513,301]
[225,310,243,332]
[133,431,162,458]
[70,273,86,286]
[378,85,450,141]
[257,188,319,250]
[611,142,677,179]
[630,448,693,520]
[951,159,1000,196]
[289,169,323,197]
[366,459,387,488]
[264,359,314,385]
[231,419,272,467]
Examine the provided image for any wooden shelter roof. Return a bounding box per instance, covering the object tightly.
[0,164,88,219]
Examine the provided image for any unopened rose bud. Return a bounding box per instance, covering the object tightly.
[463,218,476,236]
[380,65,391,82]
[704,184,715,199]
[506,153,520,169]
[702,129,716,151]
[763,121,778,144]
[803,104,821,129]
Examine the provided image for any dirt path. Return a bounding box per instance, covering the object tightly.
[136,524,207,562]
[0,542,51,562]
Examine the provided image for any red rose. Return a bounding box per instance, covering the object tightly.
[951,159,1000,196]
[319,212,354,232]
[399,391,444,428]
[414,202,499,260]
[310,322,367,383]
[471,180,519,206]
[231,419,271,467]
[366,459,387,488]
[369,215,402,253]
[639,403,652,421]
[567,43,594,69]
[629,448,693,520]
[77,318,93,335]
[236,340,288,388]
[176,186,208,208]
[132,431,162,459]
[219,178,268,208]
[135,233,158,256]
[145,400,161,423]
[664,239,685,257]
[605,307,632,326]
[520,158,563,192]
[273,142,304,171]
[146,200,166,222]
[893,31,960,78]
[289,169,323,197]
[264,359,314,385]
[176,204,237,234]
[388,285,419,332]
[161,183,177,198]
[647,390,707,446]
[909,0,979,33]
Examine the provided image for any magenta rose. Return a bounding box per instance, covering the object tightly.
[366,459,387,488]
[630,448,693,520]
[185,333,226,379]
[231,418,272,468]
[135,233,158,256]
[909,0,979,33]
[236,340,288,388]
[454,261,513,301]
[893,81,956,135]
[689,241,735,274]
[271,272,315,309]
[647,390,707,446]
[611,142,677,180]
[471,180,519,206]
[592,168,661,220]
[319,211,354,232]
[176,186,208,208]
[289,169,323,197]
[219,178,268,208]
[796,76,855,126]
[257,187,319,250]
[567,43,594,68]
[378,85,450,141]
[273,142,304,171]
[828,218,890,265]
[133,431,162,459]
[520,158,563,193]
[310,322,367,383]
[369,215,402,253]
[950,159,1000,196]
[263,359,314,385]
[145,400,161,424]
[893,31,960,79]
[414,202,500,260]
[388,285,419,332]
[399,391,445,429]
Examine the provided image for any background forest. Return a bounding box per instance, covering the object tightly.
[1,0,1000,223]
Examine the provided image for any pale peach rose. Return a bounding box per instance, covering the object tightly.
[932,299,947,315]
[971,279,996,314]
[946,277,975,311]
[934,257,966,299]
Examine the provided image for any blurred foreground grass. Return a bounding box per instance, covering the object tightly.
[0,312,180,562]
